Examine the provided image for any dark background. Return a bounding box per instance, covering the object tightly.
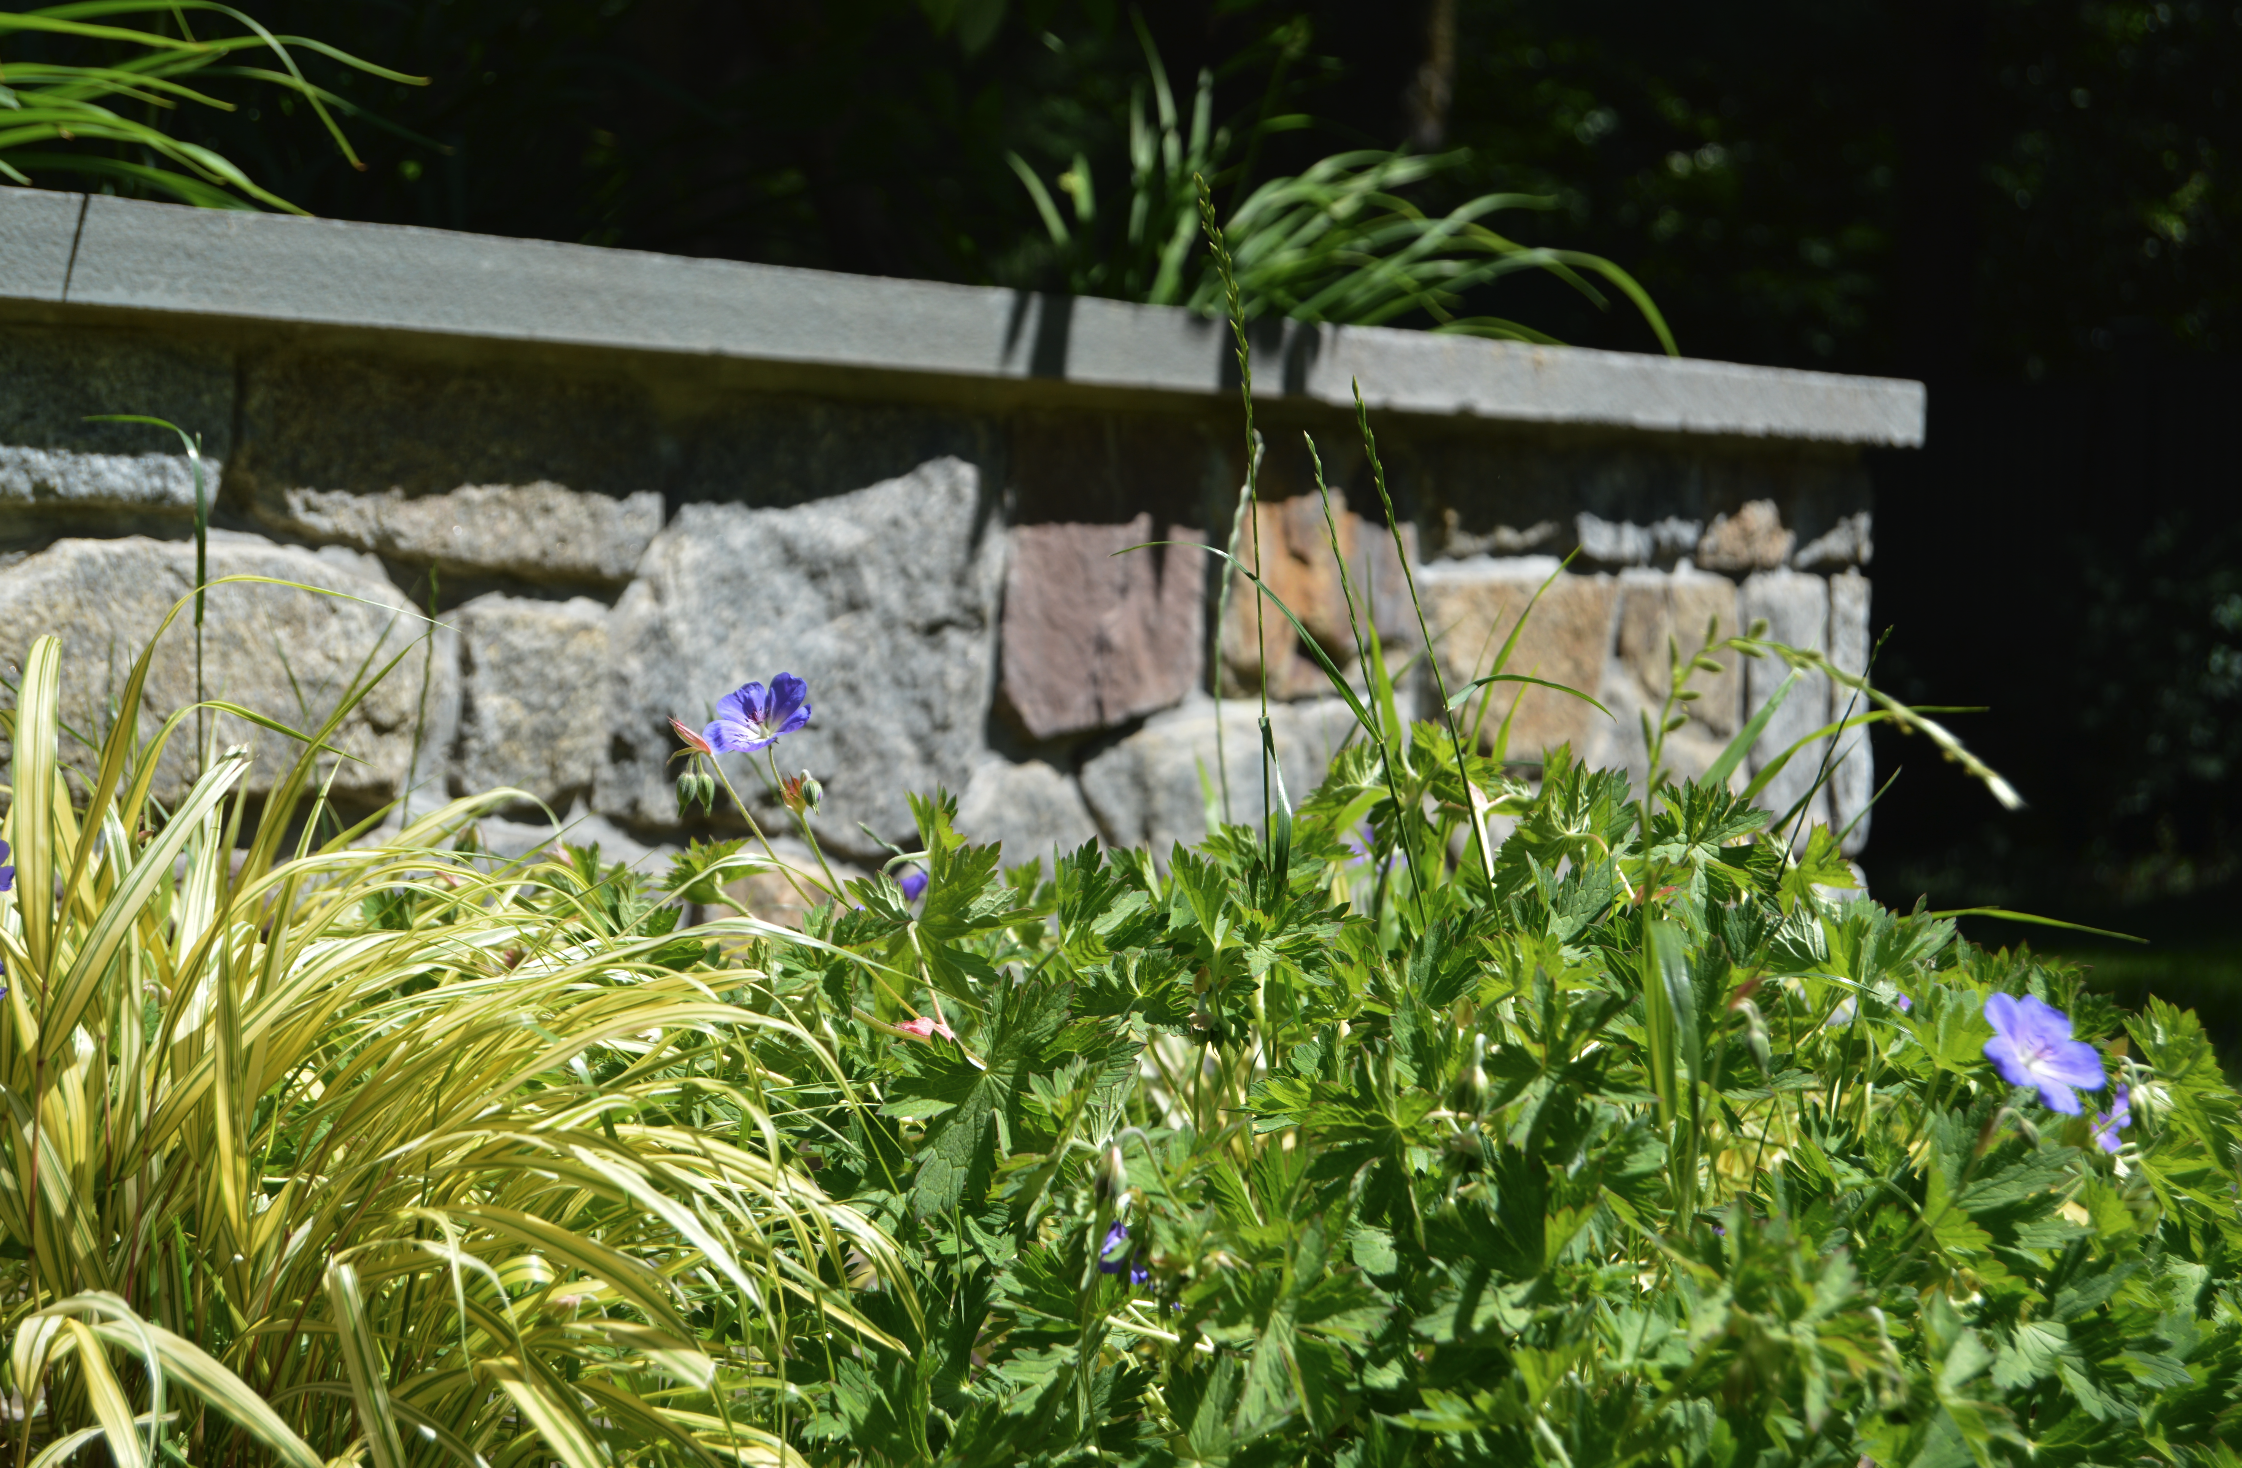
[20,0,2241,971]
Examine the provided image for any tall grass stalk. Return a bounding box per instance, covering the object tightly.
[1195,173,1270,831]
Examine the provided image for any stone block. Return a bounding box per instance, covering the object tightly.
[602,457,1004,860]
[1741,570,1832,831]
[1416,559,1619,762]
[1793,511,1873,569]
[0,326,233,511]
[1078,695,1357,854]
[1827,570,1875,854]
[1696,499,1795,572]
[1000,517,1204,740]
[0,188,81,303]
[1008,410,1214,529]
[676,399,988,510]
[453,593,610,807]
[273,482,662,584]
[955,757,1102,869]
[239,349,660,582]
[1218,490,1413,699]
[0,532,442,806]
[1594,570,1744,783]
[1575,512,1703,568]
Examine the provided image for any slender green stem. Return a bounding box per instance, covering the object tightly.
[709,762,830,912]
[1351,380,1491,888]
[1197,173,1271,836]
[404,565,439,822]
[765,747,843,897]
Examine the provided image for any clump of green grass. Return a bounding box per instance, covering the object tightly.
[0,605,907,1468]
[0,3,424,210]
[1008,16,1674,352]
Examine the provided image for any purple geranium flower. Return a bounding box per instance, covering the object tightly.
[703,674,811,754]
[0,838,12,893]
[1097,1220,1150,1286]
[1983,992,2106,1115]
[899,868,928,903]
[2091,1085,2131,1154]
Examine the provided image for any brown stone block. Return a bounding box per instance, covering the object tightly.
[1420,563,1619,760]
[1217,489,1413,700]
[1000,515,1205,740]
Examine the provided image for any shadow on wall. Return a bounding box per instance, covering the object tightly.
[0,315,1888,884]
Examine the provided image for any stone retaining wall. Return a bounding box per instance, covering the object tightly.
[0,188,1921,870]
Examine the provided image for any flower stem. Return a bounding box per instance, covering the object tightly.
[708,762,829,912]
[765,749,845,897]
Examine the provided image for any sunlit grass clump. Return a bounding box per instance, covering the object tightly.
[0,616,908,1468]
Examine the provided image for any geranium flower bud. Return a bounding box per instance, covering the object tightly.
[696,771,718,812]
[1092,1142,1127,1207]
[674,769,701,818]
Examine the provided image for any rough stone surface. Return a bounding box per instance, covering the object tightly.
[0,532,442,805]
[1741,570,1833,832]
[1697,500,1796,572]
[273,482,662,584]
[1827,570,1875,854]
[1436,512,1563,559]
[1219,491,1414,699]
[1592,569,1744,781]
[677,400,989,510]
[0,188,81,302]
[0,449,208,512]
[239,349,661,580]
[955,757,1102,868]
[1079,695,1357,853]
[1793,511,1873,569]
[603,457,1004,860]
[1000,517,1204,740]
[0,326,232,510]
[453,594,611,807]
[1575,512,1703,567]
[1416,560,1620,761]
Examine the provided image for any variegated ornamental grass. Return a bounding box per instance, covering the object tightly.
[0,613,910,1468]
